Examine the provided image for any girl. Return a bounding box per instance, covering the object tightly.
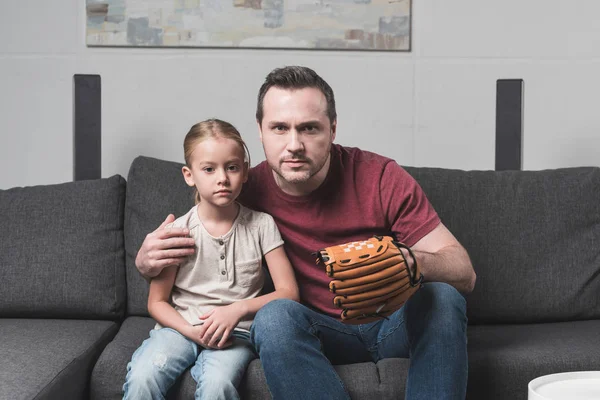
[123,119,299,400]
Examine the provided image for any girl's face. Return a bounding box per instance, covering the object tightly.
[182,136,248,209]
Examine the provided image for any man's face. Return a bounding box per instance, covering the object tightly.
[258,87,336,193]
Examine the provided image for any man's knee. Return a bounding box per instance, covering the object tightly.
[251,299,306,347]
[253,299,300,328]
[408,282,467,326]
[422,282,465,306]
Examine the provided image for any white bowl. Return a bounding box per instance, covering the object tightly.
[528,371,600,400]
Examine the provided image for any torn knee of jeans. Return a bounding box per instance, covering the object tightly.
[152,352,168,369]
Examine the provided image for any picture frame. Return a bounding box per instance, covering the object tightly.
[86,0,412,51]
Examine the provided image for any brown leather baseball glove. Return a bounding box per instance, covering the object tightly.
[315,235,423,324]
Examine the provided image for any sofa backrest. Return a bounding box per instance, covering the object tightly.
[124,156,600,325]
[0,175,126,320]
[124,156,195,316]
[405,166,600,325]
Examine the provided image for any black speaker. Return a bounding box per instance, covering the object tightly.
[495,79,523,171]
[73,74,101,181]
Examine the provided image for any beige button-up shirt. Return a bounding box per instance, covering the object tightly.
[155,204,284,332]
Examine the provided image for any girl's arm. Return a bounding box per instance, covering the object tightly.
[147,266,196,340]
[198,245,299,347]
[237,245,300,316]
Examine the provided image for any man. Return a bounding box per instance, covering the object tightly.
[136,66,476,400]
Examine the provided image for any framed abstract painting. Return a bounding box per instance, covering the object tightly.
[86,0,412,51]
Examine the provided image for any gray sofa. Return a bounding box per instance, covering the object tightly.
[1,155,599,400]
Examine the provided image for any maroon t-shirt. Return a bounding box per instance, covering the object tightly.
[239,144,440,319]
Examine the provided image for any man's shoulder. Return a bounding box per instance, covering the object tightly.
[247,160,269,181]
[240,162,270,208]
[335,144,397,170]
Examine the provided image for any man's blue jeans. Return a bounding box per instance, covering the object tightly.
[250,282,468,400]
[123,327,255,400]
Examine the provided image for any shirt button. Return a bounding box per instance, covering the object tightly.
[219,240,224,245]
[220,255,225,260]
[221,270,226,275]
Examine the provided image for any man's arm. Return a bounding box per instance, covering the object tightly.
[379,163,474,293]
[409,223,476,294]
[135,214,196,278]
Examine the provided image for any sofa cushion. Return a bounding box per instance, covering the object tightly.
[466,320,600,400]
[124,156,194,316]
[0,175,126,319]
[0,318,119,400]
[406,167,600,324]
[91,316,409,400]
[90,317,153,400]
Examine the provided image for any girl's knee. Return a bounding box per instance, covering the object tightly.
[124,347,176,396]
[123,368,161,398]
[196,377,237,399]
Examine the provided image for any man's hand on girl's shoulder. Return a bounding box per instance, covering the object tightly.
[135,214,196,279]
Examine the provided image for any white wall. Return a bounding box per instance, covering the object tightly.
[1,0,600,189]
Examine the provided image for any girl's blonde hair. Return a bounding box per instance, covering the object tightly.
[184,119,250,204]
